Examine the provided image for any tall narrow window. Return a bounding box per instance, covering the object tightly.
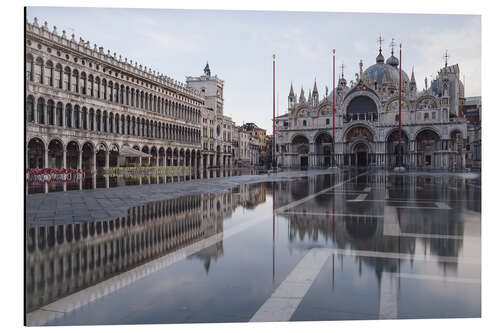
[47,100,54,125]
[37,98,45,124]
[74,105,80,129]
[26,96,34,122]
[65,104,72,128]
[56,103,63,126]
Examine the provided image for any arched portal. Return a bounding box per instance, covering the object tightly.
[416,129,440,168]
[344,125,374,167]
[66,141,79,169]
[292,135,309,169]
[47,139,63,168]
[352,142,369,167]
[387,130,409,167]
[314,132,332,168]
[27,138,45,169]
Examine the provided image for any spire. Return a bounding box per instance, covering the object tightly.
[376,34,385,64]
[386,38,399,67]
[299,87,305,103]
[204,62,211,76]
[359,59,364,81]
[288,82,295,97]
[410,66,416,82]
[443,50,450,68]
[312,79,318,95]
[308,89,312,102]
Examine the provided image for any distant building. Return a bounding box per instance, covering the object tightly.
[464,96,481,169]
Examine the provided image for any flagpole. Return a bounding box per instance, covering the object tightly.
[331,49,336,168]
[272,54,276,170]
[398,43,402,167]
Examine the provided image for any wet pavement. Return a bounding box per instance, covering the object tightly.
[25,168,481,325]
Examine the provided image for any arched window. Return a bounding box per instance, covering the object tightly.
[109,112,114,133]
[37,97,45,124]
[121,115,125,134]
[65,104,72,128]
[103,111,108,132]
[35,57,44,84]
[47,100,55,125]
[89,109,95,131]
[120,85,124,104]
[80,72,87,95]
[88,74,94,96]
[303,120,307,127]
[73,105,80,129]
[56,102,63,126]
[95,77,100,98]
[55,64,63,88]
[26,54,34,81]
[72,69,79,93]
[115,114,119,134]
[108,81,113,102]
[102,79,107,99]
[326,118,330,125]
[26,96,34,122]
[96,110,101,132]
[82,107,88,130]
[114,83,119,103]
[45,60,53,86]
[64,67,71,91]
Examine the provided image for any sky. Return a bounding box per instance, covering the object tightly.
[27,7,481,132]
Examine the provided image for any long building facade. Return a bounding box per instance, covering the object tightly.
[25,18,238,193]
[276,43,470,170]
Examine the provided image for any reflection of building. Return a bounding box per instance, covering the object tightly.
[25,182,267,312]
[275,172,466,279]
[276,41,469,170]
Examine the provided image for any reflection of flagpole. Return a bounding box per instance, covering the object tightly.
[272,181,276,285]
[332,174,335,290]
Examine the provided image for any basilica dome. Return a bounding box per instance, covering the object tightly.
[363,62,409,87]
[363,51,409,87]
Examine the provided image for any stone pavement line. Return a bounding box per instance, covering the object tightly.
[26,216,266,326]
[250,248,333,322]
[250,246,477,323]
[379,271,398,319]
[274,171,369,214]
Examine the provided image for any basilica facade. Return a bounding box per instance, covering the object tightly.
[276,44,469,170]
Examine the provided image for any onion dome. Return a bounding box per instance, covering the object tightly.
[386,54,399,67]
[376,49,385,64]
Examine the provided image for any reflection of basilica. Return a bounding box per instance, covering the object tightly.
[275,173,468,280]
[276,41,469,170]
[25,183,267,313]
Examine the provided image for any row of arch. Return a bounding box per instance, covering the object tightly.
[26,95,201,144]
[26,54,201,124]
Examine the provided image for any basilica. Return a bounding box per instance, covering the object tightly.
[275,43,469,170]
